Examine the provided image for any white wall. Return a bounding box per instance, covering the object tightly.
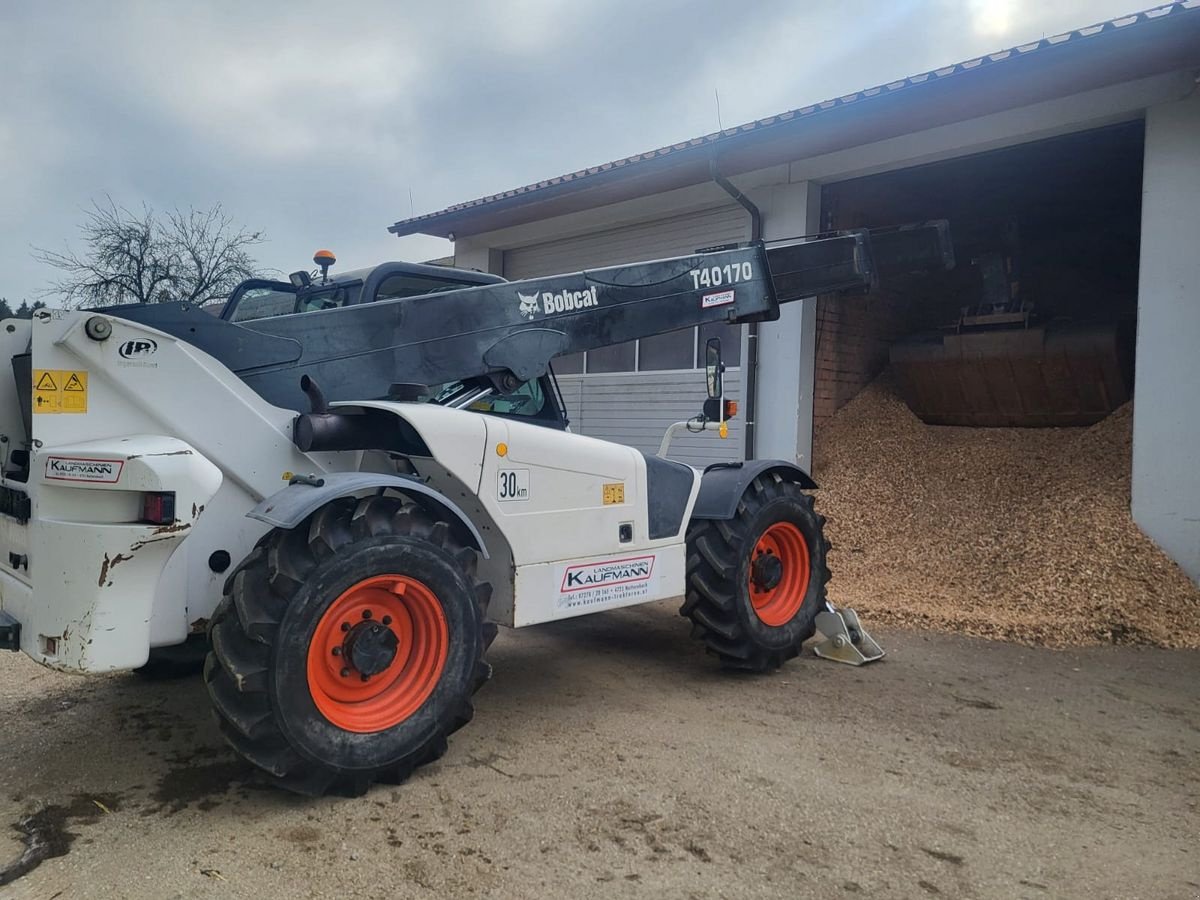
[1132,90,1200,583]
[748,181,822,469]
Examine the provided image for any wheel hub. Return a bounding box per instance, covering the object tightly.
[306,574,450,733]
[751,552,784,592]
[343,621,400,677]
[747,521,812,627]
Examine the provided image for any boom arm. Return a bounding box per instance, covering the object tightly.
[107,222,952,411]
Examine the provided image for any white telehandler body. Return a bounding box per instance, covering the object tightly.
[0,226,949,793]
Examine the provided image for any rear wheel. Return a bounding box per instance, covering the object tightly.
[204,495,493,796]
[681,473,830,671]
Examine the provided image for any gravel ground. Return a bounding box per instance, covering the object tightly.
[2,602,1197,900]
[813,377,1200,647]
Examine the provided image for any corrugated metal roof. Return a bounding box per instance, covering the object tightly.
[390,1,1200,238]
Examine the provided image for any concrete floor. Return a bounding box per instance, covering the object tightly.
[1,600,1197,899]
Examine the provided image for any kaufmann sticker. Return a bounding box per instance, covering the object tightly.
[556,555,655,611]
[701,289,735,308]
[45,456,123,484]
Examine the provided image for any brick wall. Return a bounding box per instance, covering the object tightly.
[813,289,910,426]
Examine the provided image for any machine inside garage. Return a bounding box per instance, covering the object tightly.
[816,121,1142,431]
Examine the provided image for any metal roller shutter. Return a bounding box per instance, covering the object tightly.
[502,205,750,279]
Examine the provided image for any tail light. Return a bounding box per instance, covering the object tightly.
[141,492,176,525]
[724,400,739,419]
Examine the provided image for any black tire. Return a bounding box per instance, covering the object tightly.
[204,495,494,796]
[134,634,209,680]
[681,473,830,672]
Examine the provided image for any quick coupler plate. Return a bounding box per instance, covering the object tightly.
[0,610,20,651]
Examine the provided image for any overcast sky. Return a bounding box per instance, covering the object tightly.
[1,0,1150,303]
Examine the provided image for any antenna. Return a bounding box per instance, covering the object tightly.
[714,88,724,131]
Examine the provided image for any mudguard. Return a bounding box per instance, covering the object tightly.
[248,472,488,557]
[690,460,817,521]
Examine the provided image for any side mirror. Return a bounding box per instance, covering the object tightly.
[705,337,724,400]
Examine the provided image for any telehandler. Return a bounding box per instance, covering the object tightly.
[0,223,950,794]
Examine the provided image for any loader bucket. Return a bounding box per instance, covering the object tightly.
[889,318,1133,427]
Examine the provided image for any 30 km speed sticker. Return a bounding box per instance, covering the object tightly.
[497,468,530,501]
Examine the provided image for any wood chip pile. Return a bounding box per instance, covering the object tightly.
[812,374,1200,647]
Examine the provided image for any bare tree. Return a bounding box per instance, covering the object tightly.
[34,197,266,308]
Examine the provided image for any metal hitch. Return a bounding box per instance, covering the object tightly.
[813,604,884,666]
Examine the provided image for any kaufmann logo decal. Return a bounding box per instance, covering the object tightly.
[516,285,600,319]
[701,289,735,309]
[45,456,124,483]
[557,554,655,611]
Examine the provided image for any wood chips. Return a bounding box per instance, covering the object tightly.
[811,374,1200,648]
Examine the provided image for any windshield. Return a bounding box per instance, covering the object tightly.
[225,270,484,323]
[229,284,354,322]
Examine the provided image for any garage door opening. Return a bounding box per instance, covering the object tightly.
[808,121,1200,647]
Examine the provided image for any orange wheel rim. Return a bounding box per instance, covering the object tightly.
[306,575,448,733]
[748,521,811,627]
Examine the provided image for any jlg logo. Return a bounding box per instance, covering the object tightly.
[118,339,158,359]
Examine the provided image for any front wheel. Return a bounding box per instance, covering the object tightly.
[204,496,494,796]
[681,473,830,671]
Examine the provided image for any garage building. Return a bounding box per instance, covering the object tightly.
[389,3,1200,582]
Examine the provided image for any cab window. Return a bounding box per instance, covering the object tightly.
[230,287,295,322]
[466,379,546,417]
[375,274,475,301]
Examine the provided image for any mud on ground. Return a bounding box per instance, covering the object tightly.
[1,603,1197,899]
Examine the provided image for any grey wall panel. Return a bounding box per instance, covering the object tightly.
[558,372,743,467]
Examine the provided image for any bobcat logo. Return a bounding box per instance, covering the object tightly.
[517,291,540,320]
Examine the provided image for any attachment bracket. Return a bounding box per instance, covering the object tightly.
[813,604,885,665]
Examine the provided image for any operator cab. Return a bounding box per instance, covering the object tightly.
[220,253,570,431]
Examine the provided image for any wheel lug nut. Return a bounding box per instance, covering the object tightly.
[341,622,350,632]
[360,674,370,683]
[332,646,342,656]
[362,609,373,620]
[381,615,392,626]
[340,667,350,678]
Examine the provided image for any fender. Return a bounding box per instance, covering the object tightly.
[247,472,488,557]
[690,460,818,521]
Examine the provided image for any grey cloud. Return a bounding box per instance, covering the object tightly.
[1,0,1144,302]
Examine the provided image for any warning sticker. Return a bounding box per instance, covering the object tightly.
[33,369,88,414]
[602,483,625,505]
[556,554,655,611]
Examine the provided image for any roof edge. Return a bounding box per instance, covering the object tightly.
[390,1,1200,239]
